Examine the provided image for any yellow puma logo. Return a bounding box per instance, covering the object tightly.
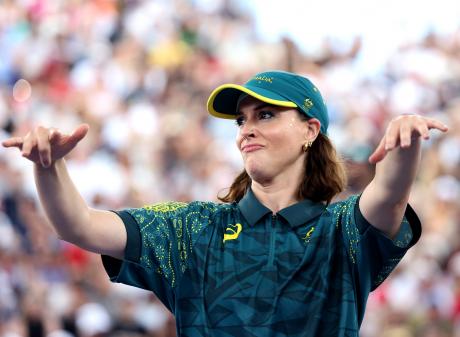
[223,223,242,243]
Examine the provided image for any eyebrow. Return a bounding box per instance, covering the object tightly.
[236,103,276,116]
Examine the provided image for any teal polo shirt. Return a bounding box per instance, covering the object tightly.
[102,189,421,337]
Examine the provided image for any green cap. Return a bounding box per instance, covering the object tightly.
[207,70,329,134]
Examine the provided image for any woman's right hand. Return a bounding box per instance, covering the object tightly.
[2,124,89,168]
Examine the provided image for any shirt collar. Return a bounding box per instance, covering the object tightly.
[237,188,326,228]
[237,189,272,226]
[277,199,326,227]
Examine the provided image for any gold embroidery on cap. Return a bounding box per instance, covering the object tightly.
[303,98,314,110]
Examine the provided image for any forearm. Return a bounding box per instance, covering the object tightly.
[34,158,91,244]
[373,137,421,204]
[361,138,421,238]
[4,124,126,257]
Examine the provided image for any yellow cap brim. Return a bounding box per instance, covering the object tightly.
[207,84,297,119]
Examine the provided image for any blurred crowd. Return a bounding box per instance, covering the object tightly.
[0,1,459,336]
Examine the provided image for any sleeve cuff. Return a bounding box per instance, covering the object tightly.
[101,210,142,279]
[354,196,422,249]
[114,210,142,262]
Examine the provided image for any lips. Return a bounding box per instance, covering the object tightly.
[242,144,264,153]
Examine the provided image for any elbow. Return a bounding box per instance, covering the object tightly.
[51,209,92,247]
[54,225,88,246]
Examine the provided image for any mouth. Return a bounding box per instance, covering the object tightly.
[242,144,264,153]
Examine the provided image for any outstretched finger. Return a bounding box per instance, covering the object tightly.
[399,123,412,148]
[426,118,449,132]
[2,137,23,149]
[416,122,430,140]
[22,132,36,157]
[384,122,400,151]
[36,127,52,167]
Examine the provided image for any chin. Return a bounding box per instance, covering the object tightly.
[245,163,272,184]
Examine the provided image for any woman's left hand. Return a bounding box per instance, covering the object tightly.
[368,115,448,164]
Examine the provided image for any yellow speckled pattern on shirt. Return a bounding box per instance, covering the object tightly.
[327,195,360,264]
[128,201,218,287]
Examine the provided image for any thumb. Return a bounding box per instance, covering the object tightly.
[69,124,90,144]
[51,124,89,146]
[368,136,387,164]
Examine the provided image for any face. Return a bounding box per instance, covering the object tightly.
[235,96,319,184]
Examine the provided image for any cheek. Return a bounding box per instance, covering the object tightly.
[288,117,305,133]
[288,117,296,129]
[235,132,243,149]
[271,124,304,148]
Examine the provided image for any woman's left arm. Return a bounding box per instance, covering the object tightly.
[360,115,448,239]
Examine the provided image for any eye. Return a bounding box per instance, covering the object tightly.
[259,110,274,120]
[235,116,245,127]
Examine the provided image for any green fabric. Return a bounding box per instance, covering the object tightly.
[209,70,329,134]
[101,191,421,337]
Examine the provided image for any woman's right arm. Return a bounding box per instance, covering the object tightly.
[35,158,126,259]
[2,124,127,259]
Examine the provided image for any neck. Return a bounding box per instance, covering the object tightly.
[251,177,301,213]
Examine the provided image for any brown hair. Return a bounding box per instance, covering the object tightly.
[218,115,347,205]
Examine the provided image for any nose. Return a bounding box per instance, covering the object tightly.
[240,113,259,136]
[240,122,256,142]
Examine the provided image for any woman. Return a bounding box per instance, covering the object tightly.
[2,70,448,336]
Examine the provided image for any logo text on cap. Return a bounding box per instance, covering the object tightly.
[253,76,273,84]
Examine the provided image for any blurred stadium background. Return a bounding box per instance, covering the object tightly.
[0,1,459,336]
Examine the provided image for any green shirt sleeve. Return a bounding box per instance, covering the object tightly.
[330,194,422,292]
[101,201,217,311]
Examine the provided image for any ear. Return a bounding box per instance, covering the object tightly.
[304,118,321,141]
